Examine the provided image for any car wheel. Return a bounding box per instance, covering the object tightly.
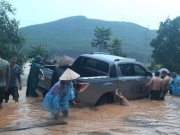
[95,93,114,106]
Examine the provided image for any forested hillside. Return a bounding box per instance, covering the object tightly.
[20,16,157,62]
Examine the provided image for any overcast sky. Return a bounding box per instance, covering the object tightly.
[7,0,180,30]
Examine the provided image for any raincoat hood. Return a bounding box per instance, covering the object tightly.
[171,72,177,78]
[33,55,42,64]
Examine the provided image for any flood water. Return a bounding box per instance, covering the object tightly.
[0,89,180,135]
[1,63,180,135]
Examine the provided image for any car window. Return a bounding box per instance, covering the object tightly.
[71,56,84,74]
[119,63,135,76]
[134,64,146,76]
[109,64,117,77]
[72,56,83,68]
[81,58,109,74]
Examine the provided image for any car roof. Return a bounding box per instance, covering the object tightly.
[80,53,136,64]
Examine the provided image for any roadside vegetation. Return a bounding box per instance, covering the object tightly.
[0,0,51,67]
[0,0,26,67]
[148,17,180,73]
[91,26,126,57]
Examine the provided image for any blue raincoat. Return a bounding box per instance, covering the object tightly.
[42,80,75,118]
[169,77,180,96]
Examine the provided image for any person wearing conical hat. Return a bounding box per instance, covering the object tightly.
[50,55,74,87]
[42,68,80,119]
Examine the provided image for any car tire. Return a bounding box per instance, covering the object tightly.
[95,93,114,106]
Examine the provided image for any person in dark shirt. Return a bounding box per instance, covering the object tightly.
[0,51,10,108]
[50,55,74,88]
[4,56,22,102]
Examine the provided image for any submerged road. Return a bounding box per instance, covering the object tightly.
[0,88,180,135]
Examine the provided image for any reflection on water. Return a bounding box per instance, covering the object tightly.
[0,89,180,135]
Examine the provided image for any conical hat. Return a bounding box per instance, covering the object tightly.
[58,55,74,66]
[59,68,80,81]
[158,68,170,74]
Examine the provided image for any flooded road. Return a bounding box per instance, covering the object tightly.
[1,63,180,135]
[0,89,180,135]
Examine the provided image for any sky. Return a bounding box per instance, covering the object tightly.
[7,0,180,30]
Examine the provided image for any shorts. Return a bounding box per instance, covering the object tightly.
[4,87,19,100]
[151,90,161,100]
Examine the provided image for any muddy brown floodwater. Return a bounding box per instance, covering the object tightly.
[0,88,180,135]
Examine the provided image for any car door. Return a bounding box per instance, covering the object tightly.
[117,62,138,99]
[134,64,151,98]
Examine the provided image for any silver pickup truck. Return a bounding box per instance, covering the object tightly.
[37,53,152,107]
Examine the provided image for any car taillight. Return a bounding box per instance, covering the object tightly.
[74,83,89,92]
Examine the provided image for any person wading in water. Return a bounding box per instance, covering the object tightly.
[4,55,22,103]
[0,51,10,109]
[146,71,164,100]
[42,68,80,119]
[161,70,171,100]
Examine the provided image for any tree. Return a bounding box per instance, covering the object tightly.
[0,0,25,64]
[108,38,126,57]
[150,17,180,73]
[91,26,112,51]
[27,45,51,63]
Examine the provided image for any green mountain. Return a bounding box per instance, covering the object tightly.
[20,16,157,62]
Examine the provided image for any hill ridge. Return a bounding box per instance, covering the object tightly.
[20,16,157,62]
